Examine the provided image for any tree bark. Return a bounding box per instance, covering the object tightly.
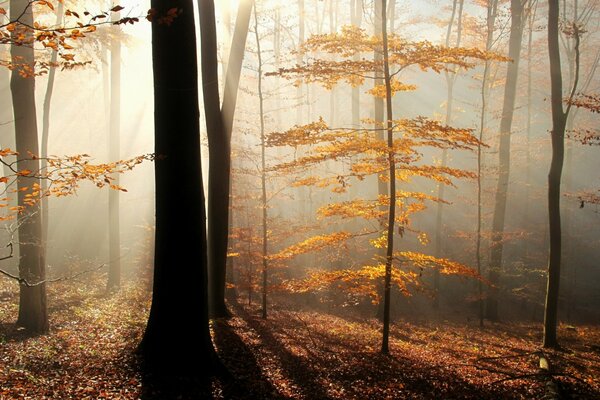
[140,0,218,373]
[487,0,525,321]
[11,0,48,334]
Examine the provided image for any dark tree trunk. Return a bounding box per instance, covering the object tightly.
[107,13,121,291]
[11,0,48,334]
[207,0,253,318]
[543,0,578,348]
[487,0,525,321]
[140,0,217,373]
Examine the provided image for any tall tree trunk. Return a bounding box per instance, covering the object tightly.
[543,0,578,348]
[107,11,121,291]
[11,0,48,334]
[487,0,525,321]
[140,0,218,373]
[207,0,254,318]
[254,8,268,320]
[380,0,396,355]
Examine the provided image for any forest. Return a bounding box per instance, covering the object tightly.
[0,0,599,398]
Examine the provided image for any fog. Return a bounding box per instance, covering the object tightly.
[0,0,599,397]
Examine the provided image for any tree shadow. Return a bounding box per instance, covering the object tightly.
[138,315,286,400]
[230,305,334,399]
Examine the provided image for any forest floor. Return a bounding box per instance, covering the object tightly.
[0,278,598,399]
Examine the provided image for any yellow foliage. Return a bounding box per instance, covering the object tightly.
[269,232,353,261]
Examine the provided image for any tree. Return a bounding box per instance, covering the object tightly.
[206,0,254,318]
[10,0,48,334]
[543,0,580,348]
[487,0,527,321]
[40,1,64,275]
[269,20,497,353]
[253,6,269,319]
[379,0,395,354]
[140,0,218,372]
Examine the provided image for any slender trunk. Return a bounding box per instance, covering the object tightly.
[380,0,395,355]
[40,2,64,271]
[351,0,362,128]
[107,11,122,291]
[329,0,336,126]
[255,10,268,320]
[524,1,536,258]
[387,0,395,31]
[10,0,48,334]
[374,0,385,203]
[374,0,388,322]
[141,0,219,373]
[487,0,524,321]
[297,0,305,124]
[274,5,281,130]
[563,0,577,323]
[477,0,498,327]
[543,0,578,348]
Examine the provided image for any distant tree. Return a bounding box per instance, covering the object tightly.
[107,6,122,292]
[487,0,527,321]
[140,0,218,372]
[40,1,64,276]
[253,6,269,319]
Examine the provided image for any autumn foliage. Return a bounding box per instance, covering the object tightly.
[260,24,500,304]
[0,148,153,220]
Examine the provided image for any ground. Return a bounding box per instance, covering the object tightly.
[0,278,598,399]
